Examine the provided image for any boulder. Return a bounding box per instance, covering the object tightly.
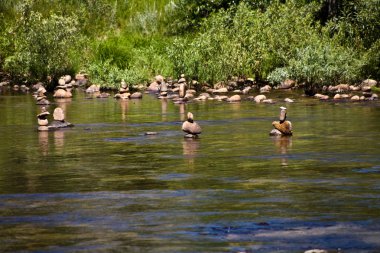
[184,93,194,100]
[260,85,271,93]
[215,95,228,101]
[254,94,267,103]
[213,87,228,93]
[351,95,360,101]
[269,129,283,136]
[227,94,241,102]
[279,79,295,89]
[350,85,360,91]
[214,81,225,90]
[336,84,350,92]
[361,86,372,92]
[272,120,292,135]
[361,79,377,87]
[86,84,100,93]
[333,94,342,99]
[182,121,201,135]
[53,89,67,98]
[130,92,143,99]
[53,108,65,121]
[195,95,208,101]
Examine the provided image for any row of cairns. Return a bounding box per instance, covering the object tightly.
[146,74,297,105]
[53,75,73,98]
[314,79,379,101]
[180,108,293,139]
[37,106,73,131]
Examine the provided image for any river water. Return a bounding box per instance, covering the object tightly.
[0,88,380,252]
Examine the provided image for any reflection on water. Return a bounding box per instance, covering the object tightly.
[272,136,292,166]
[119,99,129,121]
[55,98,72,113]
[38,131,49,156]
[161,98,168,121]
[1,91,380,252]
[182,137,200,170]
[178,102,186,121]
[54,130,65,151]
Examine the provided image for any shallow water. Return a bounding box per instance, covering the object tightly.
[0,88,380,252]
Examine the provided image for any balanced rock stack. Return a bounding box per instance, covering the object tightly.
[49,107,73,129]
[178,74,187,98]
[159,77,168,98]
[114,79,130,99]
[182,112,202,138]
[270,106,293,136]
[147,75,164,92]
[35,84,50,105]
[53,75,73,98]
[37,107,50,131]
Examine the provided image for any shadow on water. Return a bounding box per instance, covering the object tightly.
[0,90,380,252]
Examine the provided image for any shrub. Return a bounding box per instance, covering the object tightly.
[3,1,81,83]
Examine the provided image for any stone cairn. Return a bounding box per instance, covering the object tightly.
[35,83,50,105]
[178,74,187,99]
[114,79,130,99]
[53,75,73,98]
[159,76,168,98]
[270,106,293,136]
[37,107,50,131]
[37,107,73,131]
[182,112,202,138]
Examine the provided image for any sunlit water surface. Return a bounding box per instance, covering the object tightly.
[0,89,380,252]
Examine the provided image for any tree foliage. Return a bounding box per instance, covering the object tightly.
[0,0,379,88]
[2,0,81,83]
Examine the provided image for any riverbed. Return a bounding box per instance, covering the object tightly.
[0,88,380,252]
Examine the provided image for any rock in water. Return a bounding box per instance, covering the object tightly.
[272,120,293,135]
[182,112,201,136]
[53,108,65,121]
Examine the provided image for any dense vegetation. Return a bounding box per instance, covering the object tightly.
[0,0,379,91]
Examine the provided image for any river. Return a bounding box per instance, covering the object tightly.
[0,88,380,252]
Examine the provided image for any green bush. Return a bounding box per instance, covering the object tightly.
[2,1,82,83]
[86,33,173,89]
[268,42,363,87]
